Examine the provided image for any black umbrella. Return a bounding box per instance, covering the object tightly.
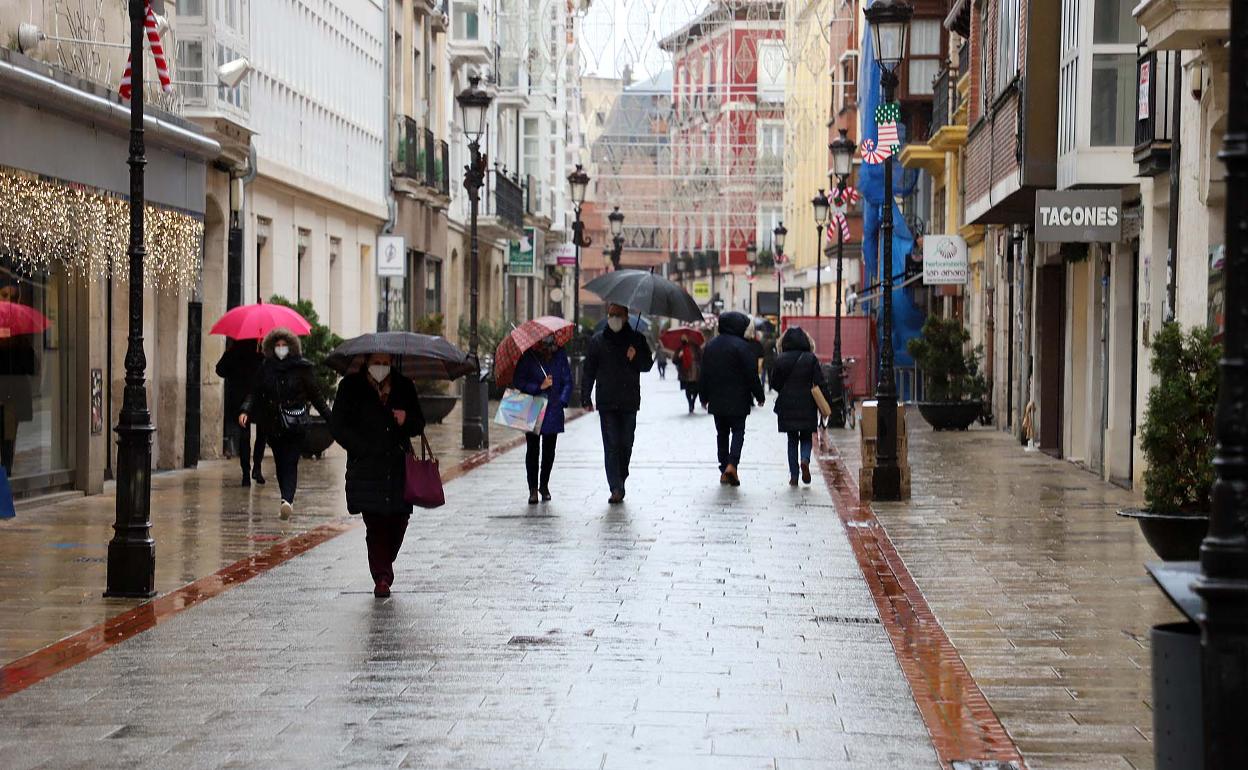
[326,332,476,381]
[584,270,703,323]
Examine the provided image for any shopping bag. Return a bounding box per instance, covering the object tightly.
[404,434,445,509]
[0,465,13,519]
[493,388,548,433]
[811,384,833,419]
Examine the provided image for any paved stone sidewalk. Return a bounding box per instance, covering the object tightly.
[0,376,938,769]
[831,421,1181,770]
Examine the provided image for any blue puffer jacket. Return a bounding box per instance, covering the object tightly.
[513,348,573,434]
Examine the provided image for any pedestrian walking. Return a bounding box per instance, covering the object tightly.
[215,337,267,486]
[675,336,702,413]
[761,333,777,389]
[698,311,765,486]
[656,348,668,379]
[746,329,766,398]
[512,336,572,504]
[581,303,654,504]
[239,328,330,520]
[330,352,425,598]
[770,327,826,486]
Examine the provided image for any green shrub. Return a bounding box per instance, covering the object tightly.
[268,295,343,403]
[906,316,987,402]
[1140,322,1220,514]
[413,312,445,337]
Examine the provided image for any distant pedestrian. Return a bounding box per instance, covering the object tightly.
[215,337,266,487]
[746,330,766,397]
[699,312,765,486]
[770,327,826,486]
[239,328,330,520]
[656,348,668,379]
[675,336,702,413]
[761,334,777,389]
[330,352,425,598]
[512,336,572,504]
[582,303,654,504]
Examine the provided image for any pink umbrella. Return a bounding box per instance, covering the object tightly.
[209,303,312,339]
[0,301,51,338]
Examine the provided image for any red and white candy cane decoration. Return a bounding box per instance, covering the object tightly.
[826,212,851,243]
[119,1,172,100]
[860,138,885,165]
[832,185,860,207]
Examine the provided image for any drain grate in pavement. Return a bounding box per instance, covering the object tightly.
[507,635,560,647]
[951,762,1023,770]
[812,614,881,625]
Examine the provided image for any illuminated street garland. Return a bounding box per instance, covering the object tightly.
[0,166,202,292]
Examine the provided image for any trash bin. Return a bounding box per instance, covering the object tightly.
[1153,621,1203,770]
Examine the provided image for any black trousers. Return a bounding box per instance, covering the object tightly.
[714,414,747,472]
[237,421,266,476]
[525,432,558,491]
[683,383,698,411]
[269,432,301,503]
[363,513,410,586]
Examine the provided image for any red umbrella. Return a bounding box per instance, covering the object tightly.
[493,316,574,388]
[209,303,312,339]
[0,301,51,337]
[660,327,705,351]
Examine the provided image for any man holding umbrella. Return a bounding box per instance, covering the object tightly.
[581,303,654,504]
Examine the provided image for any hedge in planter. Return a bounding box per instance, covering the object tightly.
[906,317,986,430]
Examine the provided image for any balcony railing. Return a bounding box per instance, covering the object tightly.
[439,140,450,196]
[486,169,524,230]
[957,42,969,79]
[930,69,952,136]
[1135,46,1176,176]
[394,116,422,179]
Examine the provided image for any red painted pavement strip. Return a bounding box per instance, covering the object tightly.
[0,423,549,700]
[819,448,1027,770]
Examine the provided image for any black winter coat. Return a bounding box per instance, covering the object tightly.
[771,349,826,433]
[215,342,263,415]
[330,372,426,516]
[241,356,330,437]
[581,326,654,411]
[698,312,765,417]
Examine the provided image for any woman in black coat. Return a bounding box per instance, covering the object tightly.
[771,327,825,486]
[330,352,426,598]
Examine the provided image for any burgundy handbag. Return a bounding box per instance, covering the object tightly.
[404,434,445,508]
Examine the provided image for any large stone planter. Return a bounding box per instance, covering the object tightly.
[1117,508,1210,561]
[418,393,458,424]
[916,401,982,431]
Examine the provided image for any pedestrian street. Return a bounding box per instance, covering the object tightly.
[0,376,939,769]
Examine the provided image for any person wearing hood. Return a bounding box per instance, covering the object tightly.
[331,352,425,598]
[770,326,826,485]
[239,328,331,519]
[581,303,654,504]
[512,334,573,504]
[674,334,702,413]
[698,311,765,486]
[215,337,267,486]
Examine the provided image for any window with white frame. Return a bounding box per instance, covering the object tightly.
[453,2,479,40]
[757,40,785,102]
[216,43,249,110]
[994,0,1019,95]
[758,121,784,159]
[908,19,942,96]
[177,39,205,103]
[1089,0,1136,146]
[522,117,541,181]
[758,204,783,254]
[182,0,204,16]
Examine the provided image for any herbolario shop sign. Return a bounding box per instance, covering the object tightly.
[1034,189,1123,243]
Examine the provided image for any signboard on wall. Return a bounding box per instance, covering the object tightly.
[1138,59,1151,121]
[550,243,577,266]
[377,236,406,277]
[691,280,712,304]
[1034,189,1123,243]
[922,234,969,285]
[509,228,537,276]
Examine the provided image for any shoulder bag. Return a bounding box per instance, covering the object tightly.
[404,434,445,508]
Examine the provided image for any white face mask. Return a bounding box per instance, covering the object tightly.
[607,316,625,333]
[274,345,290,360]
[368,364,391,382]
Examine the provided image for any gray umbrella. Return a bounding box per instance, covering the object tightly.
[584,270,703,322]
[326,332,476,381]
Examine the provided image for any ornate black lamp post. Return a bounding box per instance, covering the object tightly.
[826,128,857,429]
[567,164,590,407]
[608,206,625,270]
[811,190,830,317]
[864,0,911,501]
[106,0,158,598]
[773,222,787,330]
[457,75,493,450]
[1196,1,1248,762]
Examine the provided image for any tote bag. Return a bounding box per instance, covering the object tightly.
[494,388,548,433]
[404,434,445,509]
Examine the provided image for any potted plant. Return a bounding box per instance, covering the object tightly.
[1118,321,1219,561]
[907,316,987,430]
[411,313,458,423]
[269,296,342,458]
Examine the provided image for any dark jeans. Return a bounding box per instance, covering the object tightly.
[657,361,667,379]
[526,432,558,490]
[714,414,747,472]
[787,431,814,478]
[598,409,637,494]
[237,422,266,476]
[683,383,698,412]
[363,513,410,586]
[269,432,302,503]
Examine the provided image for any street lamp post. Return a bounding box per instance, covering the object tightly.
[1196,0,1248,762]
[567,164,590,407]
[106,0,158,598]
[773,223,787,330]
[608,206,625,270]
[827,128,858,429]
[456,75,493,450]
[864,0,912,501]
[745,239,757,315]
[811,190,831,317]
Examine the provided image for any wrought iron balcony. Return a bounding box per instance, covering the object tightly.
[439,140,450,196]
[930,69,952,136]
[486,169,524,231]
[1135,46,1176,177]
[393,116,423,179]
[957,42,969,80]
